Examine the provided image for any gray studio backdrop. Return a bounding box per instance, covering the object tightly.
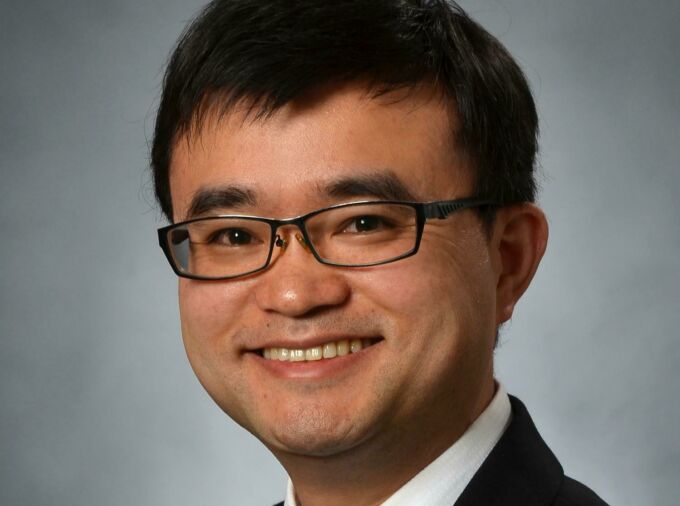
[1,1,678,505]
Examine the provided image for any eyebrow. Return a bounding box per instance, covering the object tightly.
[185,185,257,219]
[184,170,417,220]
[323,172,417,202]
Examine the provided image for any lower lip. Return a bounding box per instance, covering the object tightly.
[248,341,382,380]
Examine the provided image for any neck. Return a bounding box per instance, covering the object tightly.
[275,377,496,506]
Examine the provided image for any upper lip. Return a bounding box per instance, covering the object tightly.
[244,334,382,352]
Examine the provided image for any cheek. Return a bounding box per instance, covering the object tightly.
[356,245,479,315]
[178,279,248,350]
[177,280,257,426]
[354,234,496,351]
[351,255,460,358]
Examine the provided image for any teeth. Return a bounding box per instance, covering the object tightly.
[337,339,349,356]
[263,338,376,362]
[322,342,337,359]
[305,347,323,361]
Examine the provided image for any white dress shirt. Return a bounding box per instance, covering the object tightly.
[284,383,512,506]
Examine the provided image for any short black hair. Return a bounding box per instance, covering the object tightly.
[151,0,538,221]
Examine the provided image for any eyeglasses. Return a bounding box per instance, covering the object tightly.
[157,197,492,280]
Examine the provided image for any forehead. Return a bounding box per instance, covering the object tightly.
[169,83,471,220]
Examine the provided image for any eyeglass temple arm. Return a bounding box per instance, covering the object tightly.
[423,198,495,220]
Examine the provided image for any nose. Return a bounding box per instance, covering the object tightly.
[254,231,351,317]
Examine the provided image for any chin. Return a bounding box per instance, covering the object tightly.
[256,405,374,458]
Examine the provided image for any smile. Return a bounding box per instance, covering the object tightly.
[261,338,381,362]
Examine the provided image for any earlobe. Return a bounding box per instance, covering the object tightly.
[491,204,549,325]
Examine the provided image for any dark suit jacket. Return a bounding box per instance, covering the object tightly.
[273,396,608,505]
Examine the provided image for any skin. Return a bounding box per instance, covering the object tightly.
[169,83,548,506]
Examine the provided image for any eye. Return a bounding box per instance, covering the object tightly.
[210,228,257,246]
[344,215,392,233]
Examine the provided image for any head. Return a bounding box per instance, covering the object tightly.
[152,0,547,465]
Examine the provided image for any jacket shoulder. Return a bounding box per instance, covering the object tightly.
[553,476,608,506]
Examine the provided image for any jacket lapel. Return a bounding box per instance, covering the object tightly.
[454,396,564,506]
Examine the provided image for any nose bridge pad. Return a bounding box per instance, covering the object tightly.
[274,234,288,251]
[295,233,311,252]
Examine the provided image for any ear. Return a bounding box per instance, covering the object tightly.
[490,203,549,325]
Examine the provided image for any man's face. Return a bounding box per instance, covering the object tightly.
[169,84,499,458]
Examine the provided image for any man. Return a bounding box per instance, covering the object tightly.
[152,1,607,504]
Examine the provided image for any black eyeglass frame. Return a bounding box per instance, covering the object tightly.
[157,197,494,281]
